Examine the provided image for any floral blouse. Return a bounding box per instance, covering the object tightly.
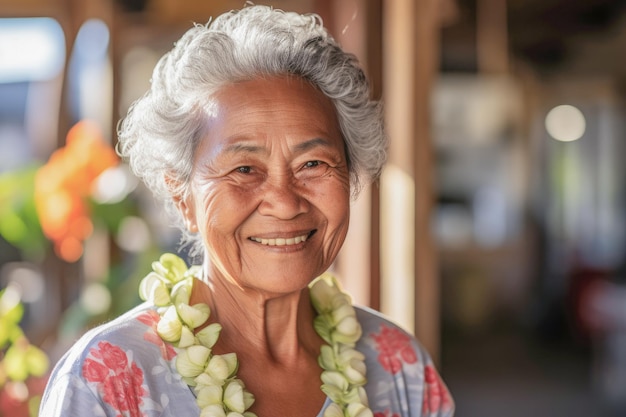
[39,304,454,417]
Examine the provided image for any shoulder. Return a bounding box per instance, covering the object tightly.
[355,306,421,353]
[48,303,177,383]
[354,306,455,417]
[355,306,428,372]
[40,304,188,417]
[355,305,413,337]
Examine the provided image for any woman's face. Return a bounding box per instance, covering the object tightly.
[179,76,350,296]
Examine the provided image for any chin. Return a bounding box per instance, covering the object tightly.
[240,269,321,295]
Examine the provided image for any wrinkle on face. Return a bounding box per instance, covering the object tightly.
[179,75,350,298]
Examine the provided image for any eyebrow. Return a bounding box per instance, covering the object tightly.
[293,137,332,153]
[222,143,265,155]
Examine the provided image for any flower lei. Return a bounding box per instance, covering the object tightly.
[139,253,373,417]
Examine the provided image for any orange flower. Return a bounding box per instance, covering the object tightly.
[34,121,118,262]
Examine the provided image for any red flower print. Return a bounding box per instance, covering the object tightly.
[374,409,400,417]
[97,341,128,369]
[378,353,402,374]
[82,341,148,417]
[371,325,418,374]
[422,364,453,414]
[137,310,177,361]
[136,310,160,328]
[83,358,108,381]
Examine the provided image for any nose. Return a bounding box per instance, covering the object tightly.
[257,175,310,219]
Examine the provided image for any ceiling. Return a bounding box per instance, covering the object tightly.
[442,0,626,78]
[3,0,626,79]
[116,0,626,79]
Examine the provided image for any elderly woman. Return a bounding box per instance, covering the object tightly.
[40,5,453,417]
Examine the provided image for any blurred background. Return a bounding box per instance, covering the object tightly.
[1,0,626,416]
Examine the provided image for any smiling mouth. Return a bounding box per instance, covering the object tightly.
[249,230,316,246]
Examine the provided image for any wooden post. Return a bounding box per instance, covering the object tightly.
[477,0,509,74]
[414,0,441,363]
[383,0,441,361]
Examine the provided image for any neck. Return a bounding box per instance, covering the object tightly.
[191,272,322,364]
[139,252,371,417]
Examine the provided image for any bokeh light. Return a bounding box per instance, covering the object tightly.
[545,104,586,142]
[0,18,65,82]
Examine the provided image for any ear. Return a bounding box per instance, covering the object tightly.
[174,194,198,233]
[166,175,198,233]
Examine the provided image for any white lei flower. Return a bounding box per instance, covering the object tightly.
[139,253,373,417]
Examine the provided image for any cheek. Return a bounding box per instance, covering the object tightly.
[192,181,256,237]
[333,200,350,238]
[321,180,351,230]
[319,189,350,267]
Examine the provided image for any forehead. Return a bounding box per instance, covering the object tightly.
[199,76,343,153]
[216,75,336,118]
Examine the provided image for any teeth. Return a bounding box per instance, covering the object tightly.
[251,233,309,246]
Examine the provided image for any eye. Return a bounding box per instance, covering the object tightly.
[236,166,252,174]
[304,160,321,168]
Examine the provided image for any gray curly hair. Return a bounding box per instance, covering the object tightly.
[117,5,387,255]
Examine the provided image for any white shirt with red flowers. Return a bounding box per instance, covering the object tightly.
[39,303,454,417]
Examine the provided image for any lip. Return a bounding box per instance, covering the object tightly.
[248,230,317,247]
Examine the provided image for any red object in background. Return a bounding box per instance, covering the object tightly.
[568,265,626,340]
[0,376,48,417]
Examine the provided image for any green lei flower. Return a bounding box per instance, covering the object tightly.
[139,253,372,417]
